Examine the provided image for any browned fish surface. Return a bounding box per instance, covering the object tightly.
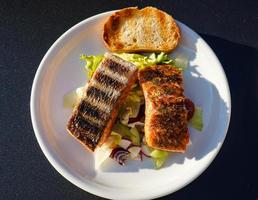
[67,53,138,151]
[138,65,191,152]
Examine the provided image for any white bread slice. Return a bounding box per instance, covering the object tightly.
[103,7,181,53]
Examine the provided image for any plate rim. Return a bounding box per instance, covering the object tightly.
[30,10,231,200]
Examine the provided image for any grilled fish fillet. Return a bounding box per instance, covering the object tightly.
[67,53,138,151]
[138,65,190,152]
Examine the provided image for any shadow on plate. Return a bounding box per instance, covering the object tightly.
[161,34,258,199]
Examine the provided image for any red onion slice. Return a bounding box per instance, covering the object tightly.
[110,147,129,165]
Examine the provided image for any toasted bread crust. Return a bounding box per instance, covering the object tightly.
[103,7,180,53]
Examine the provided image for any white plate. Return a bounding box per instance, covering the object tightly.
[30,10,231,200]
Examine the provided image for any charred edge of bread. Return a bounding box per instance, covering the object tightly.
[103,7,138,49]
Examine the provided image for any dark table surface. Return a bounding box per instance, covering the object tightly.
[1,0,258,199]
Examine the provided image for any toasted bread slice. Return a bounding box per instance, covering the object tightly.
[103,7,180,53]
[138,65,189,152]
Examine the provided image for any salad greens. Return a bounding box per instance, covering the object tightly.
[80,54,104,77]
[150,149,169,169]
[81,52,188,78]
[64,52,203,169]
[173,56,189,71]
[110,131,122,146]
[189,107,203,131]
[113,122,132,138]
[118,98,141,125]
[118,85,143,125]
[113,122,141,146]
[115,52,175,69]
[129,127,141,146]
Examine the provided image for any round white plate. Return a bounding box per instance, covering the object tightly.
[30,10,231,200]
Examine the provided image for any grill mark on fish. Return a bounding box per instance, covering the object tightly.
[78,100,108,123]
[102,57,130,75]
[94,71,124,90]
[68,113,104,150]
[79,113,105,126]
[86,86,118,105]
[74,114,103,136]
[83,95,112,113]
[97,66,128,84]
[90,79,121,98]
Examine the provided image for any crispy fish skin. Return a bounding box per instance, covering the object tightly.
[67,53,138,151]
[139,65,190,152]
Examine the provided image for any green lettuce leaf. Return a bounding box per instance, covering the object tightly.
[80,52,188,78]
[118,83,143,125]
[113,122,132,138]
[150,149,169,169]
[173,56,189,70]
[150,149,168,158]
[189,107,203,131]
[153,157,167,169]
[129,127,141,145]
[110,131,122,145]
[80,54,104,77]
[116,52,171,69]
[112,123,141,146]
[119,94,141,125]
[119,106,133,125]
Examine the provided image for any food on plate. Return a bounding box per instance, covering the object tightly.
[67,53,138,151]
[65,52,203,168]
[103,7,180,53]
[64,6,204,169]
[138,65,193,152]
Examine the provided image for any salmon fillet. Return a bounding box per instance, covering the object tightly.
[138,65,190,152]
[67,53,138,151]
